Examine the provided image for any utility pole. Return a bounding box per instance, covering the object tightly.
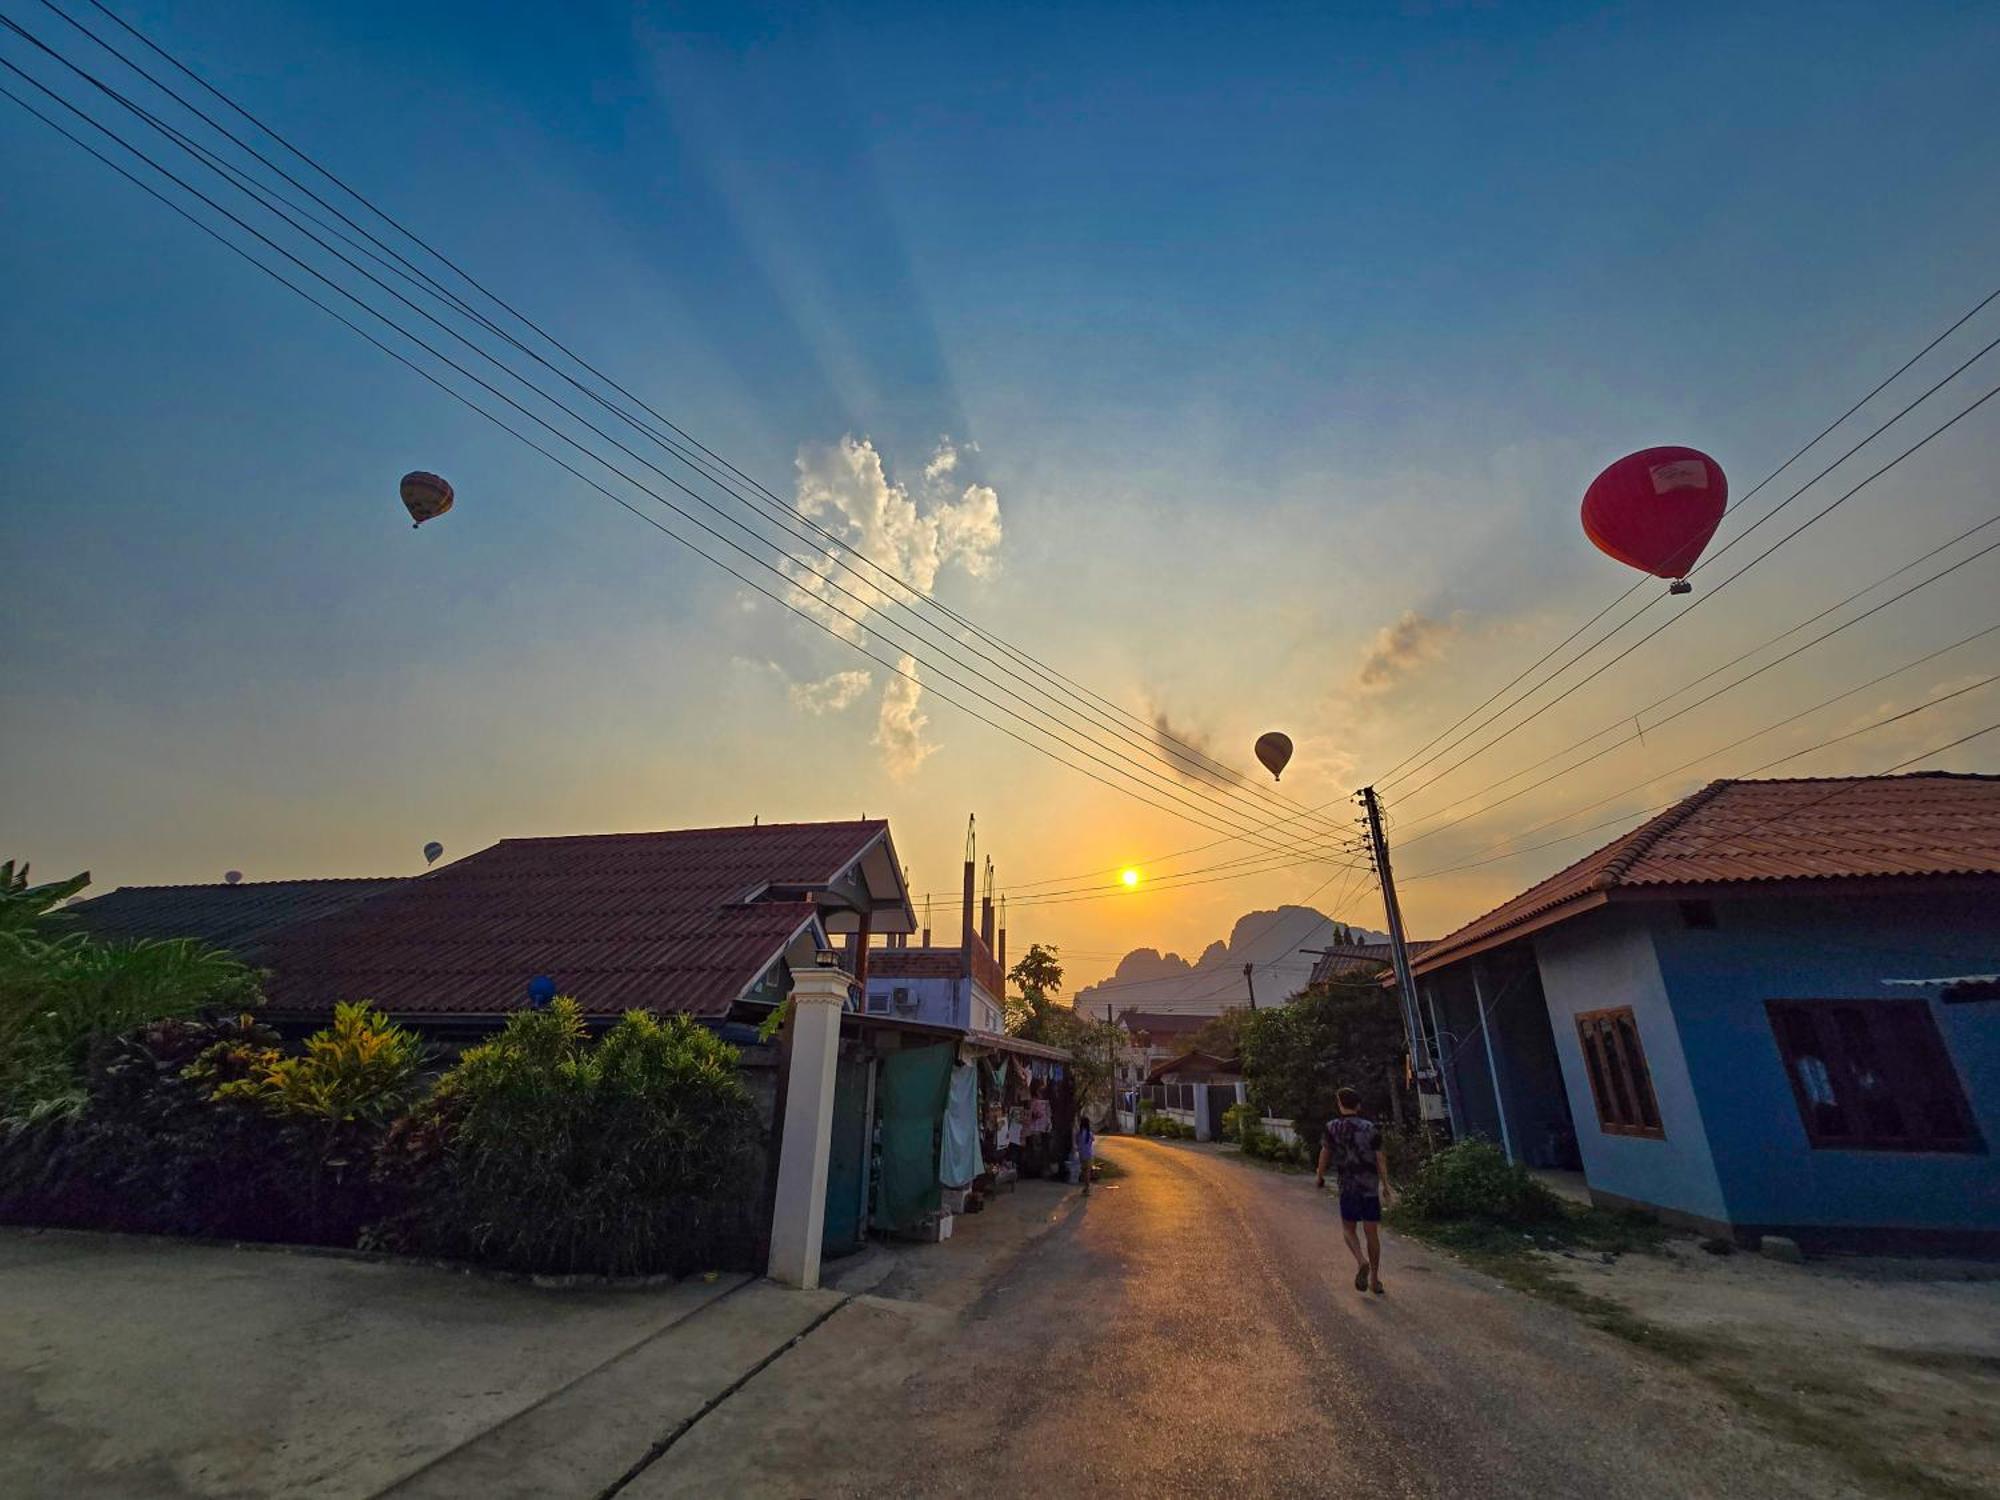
[1243,962,1258,1011]
[1104,1001,1118,1133]
[1359,785,1448,1135]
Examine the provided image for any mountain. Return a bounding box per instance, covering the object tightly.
[1069,908,1389,1019]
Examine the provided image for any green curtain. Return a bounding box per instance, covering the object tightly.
[874,1042,955,1231]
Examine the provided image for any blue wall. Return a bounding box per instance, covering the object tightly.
[863,973,968,1030]
[1648,890,1999,1235]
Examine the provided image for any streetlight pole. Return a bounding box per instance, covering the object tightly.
[1243,962,1258,1011]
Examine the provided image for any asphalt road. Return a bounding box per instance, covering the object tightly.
[642,1137,1865,1499]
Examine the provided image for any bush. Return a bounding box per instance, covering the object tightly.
[378,1000,763,1276]
[0,1013,294,1237]
[1397,1140,1564,1225]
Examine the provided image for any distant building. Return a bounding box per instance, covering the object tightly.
[863,851,1007,1034]
[1411,773,2000,1252]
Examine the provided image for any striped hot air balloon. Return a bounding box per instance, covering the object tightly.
[399,471,454,528]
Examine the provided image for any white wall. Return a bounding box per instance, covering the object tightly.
[1533,909,1730,1226]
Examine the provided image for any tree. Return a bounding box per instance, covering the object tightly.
[1004,943,1065,1041]
[1186,1006,1250,1060]
[1003,944,1120,1123]
[1236,977,1409,1151]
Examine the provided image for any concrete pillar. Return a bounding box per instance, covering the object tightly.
[767,964,852,1290]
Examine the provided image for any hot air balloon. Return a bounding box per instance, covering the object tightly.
[400,471,454,528]
[423,841,444,866]
[1254,731,1294,781]
[224,870,243,886]
[1581,446,1726,595]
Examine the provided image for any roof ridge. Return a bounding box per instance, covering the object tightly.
[496,819,888,846]
[1592,779,1734,890]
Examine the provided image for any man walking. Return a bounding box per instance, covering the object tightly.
[1316,1086,1393,1294]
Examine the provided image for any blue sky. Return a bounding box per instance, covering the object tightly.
[4,1,1998,985]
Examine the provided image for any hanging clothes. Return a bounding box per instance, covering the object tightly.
[1027,1096,1052,1136]
[939,1062,981,1189]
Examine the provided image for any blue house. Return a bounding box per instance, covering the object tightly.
[861,853,1008,1035]
[1410,773,1999,1253]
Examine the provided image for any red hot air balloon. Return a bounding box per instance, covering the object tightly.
[1254,731,1294,781]
[1581,446,1726,594]
[400,471,454,528]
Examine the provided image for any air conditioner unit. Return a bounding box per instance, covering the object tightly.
[892,986,918,1015]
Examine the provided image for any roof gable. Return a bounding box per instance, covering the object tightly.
[262,820,899,1020]
[1415,773,2000,975]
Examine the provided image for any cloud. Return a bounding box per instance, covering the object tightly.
[874,654,938,778]
[787,669,873,715]
[1354,610,1457,694]
[923,439,960,483]
[786,435,1003,642]
[1148,708,1247,787]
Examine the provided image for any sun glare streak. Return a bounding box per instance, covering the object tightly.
[1121,867,1140,887]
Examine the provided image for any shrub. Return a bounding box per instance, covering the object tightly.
[379,1000,762,1276]
[1,868,263,1124]
[200,1001,426,1126]
[0,1012,292,1237]
[1397,1140,1564,1225]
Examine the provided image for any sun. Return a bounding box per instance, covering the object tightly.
[1120,867,1140,887]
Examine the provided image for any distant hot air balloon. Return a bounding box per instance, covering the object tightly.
[1254,731,1294,782]
[1581,446,1726,595]
[224,870,243,886]
[399,471,454,528]
[423,841,444,866]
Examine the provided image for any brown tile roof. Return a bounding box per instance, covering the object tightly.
[1114,1009,1210,1038]
[868,948,967,981]
[65,878,407,959]
[1307,941,1435,987]
[263,821,895,1020]
[1414,773,2000,975]
[1144,1049,1241,1084]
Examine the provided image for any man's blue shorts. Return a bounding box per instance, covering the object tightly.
[1338,1188,1382,1223]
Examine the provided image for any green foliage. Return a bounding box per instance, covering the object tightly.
[1,894,264,1123]
[202,1001,425,1126]
[1235,977,1408,1152]
[0,859,90,938]
[381,999,763,1276]
[1221,1100,1306,1164]
[1396,1140,1565,1226]
[1186,1007,1250,1061]
[1004,943,1065,1040]
[1138,1110,1194,1139]
[0,1012,298,1237]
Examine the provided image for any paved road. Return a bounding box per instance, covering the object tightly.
[645,1137,1865,1498]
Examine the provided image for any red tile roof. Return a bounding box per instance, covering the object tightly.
[1144,1049,1240,1084]
[263,821,895,1020]
[66,878,406,958]
[1307,940,1435,987]
[868,949,967,981]
[1414,773,2000,975]
[1115,1009,1211,1037]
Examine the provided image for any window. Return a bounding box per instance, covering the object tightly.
[1677,899,1718,930]
[1574,1007,1664,1138]
[1767,1000,1983,1153]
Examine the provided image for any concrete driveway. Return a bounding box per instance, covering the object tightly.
[0,1229,776,1498]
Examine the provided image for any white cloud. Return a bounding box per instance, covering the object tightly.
[786,435,1004,642]
[1355,610,1458,694]
[875,654,938,778]
[787,669,873,715]
[923,439,960,483]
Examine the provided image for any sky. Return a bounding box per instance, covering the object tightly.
[4,0,1999,996]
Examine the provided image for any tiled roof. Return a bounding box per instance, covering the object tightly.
[64,878,407,959]
[1307,940,1435,987]
[1415,773,2000,976]
[263,821,894,1020]
[1144,1049,1240,1084]
[1114,1009,1210,1037]
[868,949,966,981]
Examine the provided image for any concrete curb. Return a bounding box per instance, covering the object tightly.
[0,1222,722,1292]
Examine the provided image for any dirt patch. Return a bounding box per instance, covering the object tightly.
[1544,1242,2000,1500]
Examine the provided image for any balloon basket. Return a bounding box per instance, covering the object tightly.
[1668,579,1692,595]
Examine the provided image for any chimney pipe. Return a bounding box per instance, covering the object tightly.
[961,858,976,956]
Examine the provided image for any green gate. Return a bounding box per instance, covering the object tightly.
[822,1049,872,1258]
[873,1042,954,1233]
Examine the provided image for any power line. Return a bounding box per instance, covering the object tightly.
[1365,282,2000,790]
[0,41,1365,865]
[1389,526,2000,847]
[1400,687,2000,883]
[1383,359,2000,806]
[32,0,1355,842]
[1405,625,1998,862]
[0,20,1368,861]
[1384,302,2000,804]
